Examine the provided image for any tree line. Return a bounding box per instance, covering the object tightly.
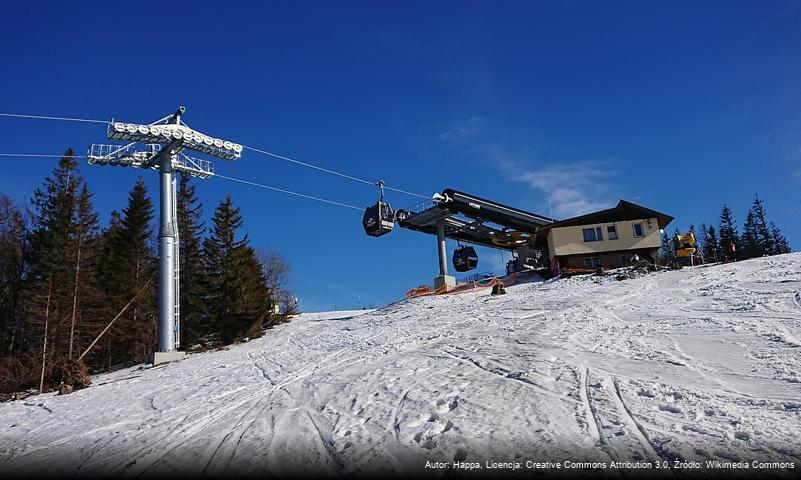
[660,194,791,263]
[0,149,296,394]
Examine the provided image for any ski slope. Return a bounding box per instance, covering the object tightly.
[1,255,800,478]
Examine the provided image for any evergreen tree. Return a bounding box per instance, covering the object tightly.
[718,205,740,260]
[659,231,674,264]
[24,150,98,372]
[176,174,207,346]
[66,184,99,359]
[87,210,123,370]
[770,222,791,254]
[96,178,156,365]
[2,154,297,390]
[93,210,123,310]
[749,194,774,256]
[203,196,271,342]
[704,225,720,262]
[741,211,759,259]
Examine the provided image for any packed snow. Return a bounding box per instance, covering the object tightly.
[1,255,800,478]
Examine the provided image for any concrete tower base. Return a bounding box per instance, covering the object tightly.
[149,351,186,366]
[434,275,456,291]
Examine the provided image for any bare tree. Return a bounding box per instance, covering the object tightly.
[256,249,298,317]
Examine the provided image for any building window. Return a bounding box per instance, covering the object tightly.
[633,222,644,238]
[583,227,603,242]
[583,257,601,268]
[607,225,618,240]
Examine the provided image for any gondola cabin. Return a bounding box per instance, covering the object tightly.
[362,200,395,237]
[506,259,519,275]
[452,246,478,272]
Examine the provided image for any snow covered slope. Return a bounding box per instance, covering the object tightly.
[1,255,800,478]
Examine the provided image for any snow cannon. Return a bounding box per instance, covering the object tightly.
[673,233,698,258]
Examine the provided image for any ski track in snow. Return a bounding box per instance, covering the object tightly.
[1,255,801,477]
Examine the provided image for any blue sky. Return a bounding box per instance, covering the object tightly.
[1,1,799,311]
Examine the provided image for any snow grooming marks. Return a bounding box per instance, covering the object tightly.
[131,389,273,477]
[131,350,370,477]
[439,348,575,403]
[316,391,408,476]
[304,410,346,473]
[2,254,800,477]
[581,369,685,475]
[201,396,272,476]
[579,367,605,447]
[389,388,410,441]
[611,378,675,465]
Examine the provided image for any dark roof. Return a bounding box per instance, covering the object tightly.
[537,200,673,236]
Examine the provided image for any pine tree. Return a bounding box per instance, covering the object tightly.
[704,225,720,262]
[750,194,774,256]
[118,178,156,362]
[67,184,99,359]
[27,151,81,279]
[87,210,123,370]
[659,231,674,264]
[770,222,791,254]
[92,210,123,313]
[741,211,759,259]
[176,174,206,346]
[95,178,156,365]
[24,150,97,373]
[718,205,740,260]
[203,196,271,342]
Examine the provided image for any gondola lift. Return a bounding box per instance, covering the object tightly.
[362,180,395,237]
[452,242,478,272]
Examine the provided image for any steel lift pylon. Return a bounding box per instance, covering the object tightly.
[88,106,242,365]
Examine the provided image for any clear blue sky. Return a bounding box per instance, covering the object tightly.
[1,1,799,311]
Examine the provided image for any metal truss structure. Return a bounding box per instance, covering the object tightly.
[88,144,215,179]
[396,189,554,251]
[396,189,554,282]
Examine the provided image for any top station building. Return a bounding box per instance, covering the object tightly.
[533,200,674,271]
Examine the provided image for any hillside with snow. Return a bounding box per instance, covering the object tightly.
[1,254,800,478]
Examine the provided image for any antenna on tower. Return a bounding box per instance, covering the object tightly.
[87,106,242,365]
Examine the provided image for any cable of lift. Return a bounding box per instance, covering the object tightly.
[0,112,429,199]
[0,113,110,124]
[0,153,89,158]
[242,146,427,199]
[214,174,363,211]
[0,152,364,212]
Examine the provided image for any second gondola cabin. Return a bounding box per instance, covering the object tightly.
[453,246,478,272]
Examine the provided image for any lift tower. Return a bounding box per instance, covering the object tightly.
[88,106,242,364]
